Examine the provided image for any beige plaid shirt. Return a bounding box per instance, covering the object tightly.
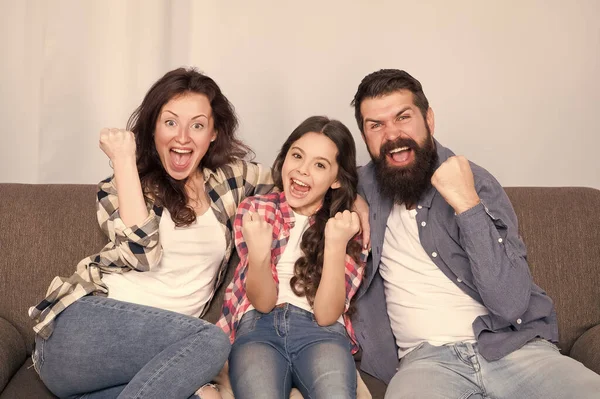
[30,160,274,339]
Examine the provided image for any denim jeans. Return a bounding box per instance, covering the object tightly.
[33,296,231,399]
[229,304,357,399]
[385,340,600,399]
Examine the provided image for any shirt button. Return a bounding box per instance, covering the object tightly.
[421,221,427,227]
[457,278,462,283]
[516,318,522,324]
[417,205,423,209]
[498,238,503,243]
[432,252,438,258]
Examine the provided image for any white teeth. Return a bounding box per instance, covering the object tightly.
[389,146,409,154]
[171,148,192,154]
[292,179,309,187]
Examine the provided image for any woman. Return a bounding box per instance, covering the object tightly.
[29,67,273,399]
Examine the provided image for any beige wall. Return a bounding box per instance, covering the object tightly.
[1,0,599,188]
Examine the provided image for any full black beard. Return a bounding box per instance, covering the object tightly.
[372,134,438,208]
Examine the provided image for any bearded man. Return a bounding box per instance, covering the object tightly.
[351,69,600,398]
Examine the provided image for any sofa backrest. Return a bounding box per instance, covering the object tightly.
[0,184,104,354]
[1,184,599,356]
[504,187,600,354]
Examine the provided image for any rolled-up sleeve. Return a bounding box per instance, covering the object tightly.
[95,177,162,271]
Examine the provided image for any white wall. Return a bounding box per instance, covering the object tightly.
[1,0,599,188]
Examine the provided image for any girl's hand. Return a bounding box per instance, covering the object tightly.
[99,128,137,162]
[325,210,360,247]
[242,211,273,258]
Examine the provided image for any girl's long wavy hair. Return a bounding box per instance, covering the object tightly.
[127,67,252,227]
[272,116,362,313]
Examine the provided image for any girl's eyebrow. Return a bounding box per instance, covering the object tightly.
[313,156,332,166]
[291,146,332,166]
[290,145,305,154]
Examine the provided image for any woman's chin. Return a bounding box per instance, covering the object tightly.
[165,167,193,181]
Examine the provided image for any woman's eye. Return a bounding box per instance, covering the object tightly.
[191,123,204,129]
[316,163,326,169]
[292,153,301,159]
[165,120,176,127]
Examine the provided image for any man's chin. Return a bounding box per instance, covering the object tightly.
[381,162,416,178]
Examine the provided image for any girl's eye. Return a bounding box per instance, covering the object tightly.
[316,162,326,169]
[165,120,176,127]
[292,153,302,159]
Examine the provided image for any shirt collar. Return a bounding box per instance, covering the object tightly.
[278,191,319,227]
[202,167,218,183]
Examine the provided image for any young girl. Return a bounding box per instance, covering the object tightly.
[218,116,368,399]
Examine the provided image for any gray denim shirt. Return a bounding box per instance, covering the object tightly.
[354,140,558,384]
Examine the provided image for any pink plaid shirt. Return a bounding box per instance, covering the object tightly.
[217,191,367,353]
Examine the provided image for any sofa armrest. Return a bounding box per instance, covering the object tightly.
[0,316,27,391]
[570,324,600,375]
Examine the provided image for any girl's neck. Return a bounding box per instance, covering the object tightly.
[287,196,323,217]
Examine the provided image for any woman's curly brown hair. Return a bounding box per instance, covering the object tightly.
[272,116,362,314]
[127,67,252,227]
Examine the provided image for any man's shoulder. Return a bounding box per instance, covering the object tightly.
[358,161,376,184]
[436,140,501,188]
[468,160,503,189]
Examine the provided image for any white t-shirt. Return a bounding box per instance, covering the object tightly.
[246,211,343,324]
[380,204,488,358]
[276,212,312,311]
[103,208,226,317]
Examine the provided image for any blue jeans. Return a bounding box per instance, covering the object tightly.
[33,296,231,399]
[386,340,600,398]
[229,304,357,399]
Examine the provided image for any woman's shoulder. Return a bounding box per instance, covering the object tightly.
[207,160,272,191]
[210,159,263,175]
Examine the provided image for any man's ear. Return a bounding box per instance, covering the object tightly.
[426,108,435,136]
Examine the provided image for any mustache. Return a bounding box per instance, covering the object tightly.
[379,137,419,157]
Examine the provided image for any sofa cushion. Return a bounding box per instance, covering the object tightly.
[570,324,600,375]
[0,317,26,392]
[0,359,56,399]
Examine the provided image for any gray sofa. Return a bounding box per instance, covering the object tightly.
[1,184,599,398]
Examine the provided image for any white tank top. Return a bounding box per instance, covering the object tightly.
[245,211,343,324]
[103,208,226,317]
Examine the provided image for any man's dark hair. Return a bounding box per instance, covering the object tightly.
[351,69,430,134]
